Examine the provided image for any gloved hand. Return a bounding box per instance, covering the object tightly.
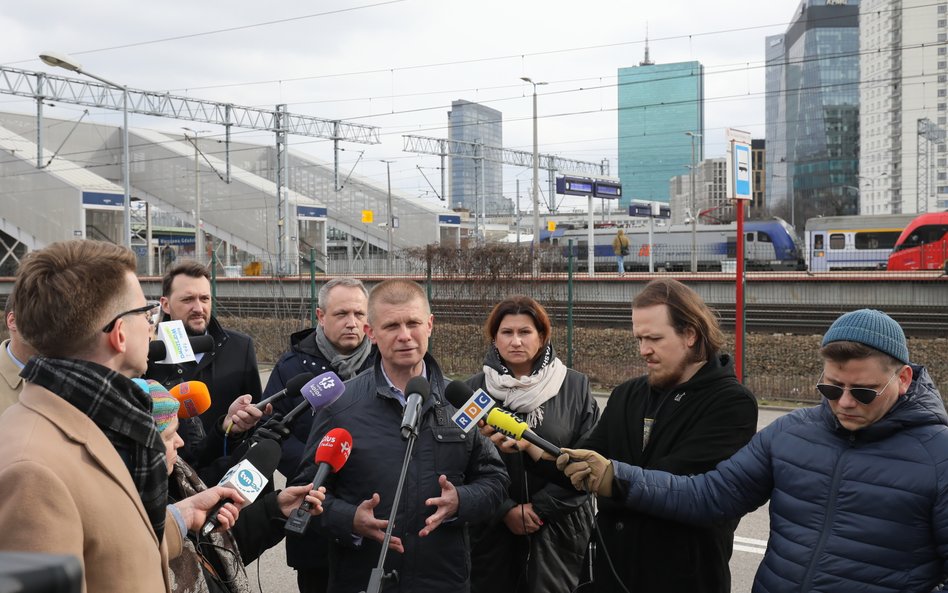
[557,448,614,497]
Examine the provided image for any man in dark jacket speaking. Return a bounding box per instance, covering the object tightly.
[562,308,948,593]
[568,278,759,593]
[292,279,509,593]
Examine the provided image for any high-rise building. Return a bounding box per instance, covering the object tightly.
[669,158,728,225]
[765,0,860,230]
[618,53,704,209]
[860,0,948,214]
[447,100,509,217]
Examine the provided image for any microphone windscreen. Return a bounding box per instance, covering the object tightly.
[147,340,167,362]
[286,372,316,398]
[300,371,346,412]
[169,381,211,418]
[406,375,431,402]
[189,334,215,354]
[314,427,353,472]
[486,408,527,440]
[444,380,474,409]
[244,438,281,475]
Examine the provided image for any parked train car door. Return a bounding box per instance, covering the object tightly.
[809,231,827,271]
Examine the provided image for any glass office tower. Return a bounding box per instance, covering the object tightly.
[766,0,860,230]
[447,100,508,216]
[617,60,704,209]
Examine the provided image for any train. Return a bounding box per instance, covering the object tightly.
[803,214,916,271]
[887,211,948,271]
[545,218,804,272]
[804,212,948,271]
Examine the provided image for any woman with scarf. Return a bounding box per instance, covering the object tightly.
[466,295,600,593]
[148,380,326,593]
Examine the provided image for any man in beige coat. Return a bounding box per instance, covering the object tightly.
[0,241,241,593]
[0,293,36,414]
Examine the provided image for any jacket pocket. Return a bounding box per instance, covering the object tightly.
[431,425,469,481]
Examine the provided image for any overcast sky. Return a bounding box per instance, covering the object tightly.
[1,0,800,212]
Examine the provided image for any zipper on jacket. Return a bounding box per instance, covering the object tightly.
[798,435,854,592]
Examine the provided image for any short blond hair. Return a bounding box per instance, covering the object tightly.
[367,279,429,324]
[13,241,137,358]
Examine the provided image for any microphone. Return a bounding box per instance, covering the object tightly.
[148,334,215,363]
[200,438,281,536]
[280,371,347,427]
[169,381,212,419]
[485,408,563,458]
[445,380,563,457]
[284,427,353,536]
[444,380,497,432]
[255,372,315,411]
[400,376,430,440]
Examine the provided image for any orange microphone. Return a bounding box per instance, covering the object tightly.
[169,381,211,419]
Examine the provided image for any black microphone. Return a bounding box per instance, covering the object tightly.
[255,372,315,411]
[148,334,215,362]
[200,439,280,536]
[400,376,430,439]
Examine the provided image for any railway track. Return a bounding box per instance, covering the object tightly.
[213,297,947,337]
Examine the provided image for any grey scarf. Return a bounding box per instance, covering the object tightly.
[314,325,372,380]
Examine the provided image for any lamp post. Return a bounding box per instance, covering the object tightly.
[183,128,211,264]
[686,131,702,273]
[380,160,394,274]
[521,77,547,254]
[40,51,131,250]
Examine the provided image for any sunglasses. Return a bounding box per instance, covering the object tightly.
[816,369,900,405]
[102,301,162,333]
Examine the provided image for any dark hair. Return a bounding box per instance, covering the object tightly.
[161,260,210,297]
[820,341,903,372]
[13,241,137,357]
[484,295,553,351]
[632,278,724,362]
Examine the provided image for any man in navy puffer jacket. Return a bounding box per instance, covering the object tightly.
[560,309,948,593]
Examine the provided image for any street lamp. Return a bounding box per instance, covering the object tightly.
[183,128,211,264]
[521,77,547,253]
[40,51,131,250]
[380,160,395,274]
[686,131,702,273]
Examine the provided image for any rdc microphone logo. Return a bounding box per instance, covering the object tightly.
[237,469,262,491]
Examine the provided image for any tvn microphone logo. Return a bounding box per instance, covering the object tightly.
[451,389,495,432]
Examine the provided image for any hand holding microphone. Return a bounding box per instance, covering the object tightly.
[224,394,266,435]
[285,428,353,536]
[557,448,614,497]
[200,439,281,536]
[254,373,315,411]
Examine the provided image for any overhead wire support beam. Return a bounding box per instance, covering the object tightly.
[0,65,381,143]
[402,133,608,178]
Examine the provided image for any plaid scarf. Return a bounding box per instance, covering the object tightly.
[21,357,168,542]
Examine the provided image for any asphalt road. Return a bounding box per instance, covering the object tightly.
[243,371,782,592]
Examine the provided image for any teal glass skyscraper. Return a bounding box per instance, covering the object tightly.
[617,59,704,209]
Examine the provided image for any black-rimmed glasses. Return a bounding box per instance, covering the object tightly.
[101,301,161,333]
[816,369,900,405]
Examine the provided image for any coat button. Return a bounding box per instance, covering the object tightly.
[615,522,624,532]
[437,434,443,440]
[177,369,183,375]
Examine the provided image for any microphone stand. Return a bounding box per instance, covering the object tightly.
[363,420,420,593]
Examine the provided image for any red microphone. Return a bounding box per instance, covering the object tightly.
[284,428,353,536]
[169,381,211,419]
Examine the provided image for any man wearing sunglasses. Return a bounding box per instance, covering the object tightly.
[0,241,243,593]
[559,308,948,593]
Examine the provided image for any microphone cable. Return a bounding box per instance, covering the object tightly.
[575,480,631,593]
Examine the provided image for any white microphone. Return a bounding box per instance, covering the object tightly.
[200,439,280,536]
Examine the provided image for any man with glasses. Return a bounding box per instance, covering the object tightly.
[0,241,242,593]
[559,308,948,593]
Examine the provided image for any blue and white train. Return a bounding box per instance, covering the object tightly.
[545,218,804,272]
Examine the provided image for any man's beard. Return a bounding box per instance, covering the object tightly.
[183,316,208,336]
[646,359,689,390]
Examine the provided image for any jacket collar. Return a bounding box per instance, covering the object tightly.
[0,339,24,392]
